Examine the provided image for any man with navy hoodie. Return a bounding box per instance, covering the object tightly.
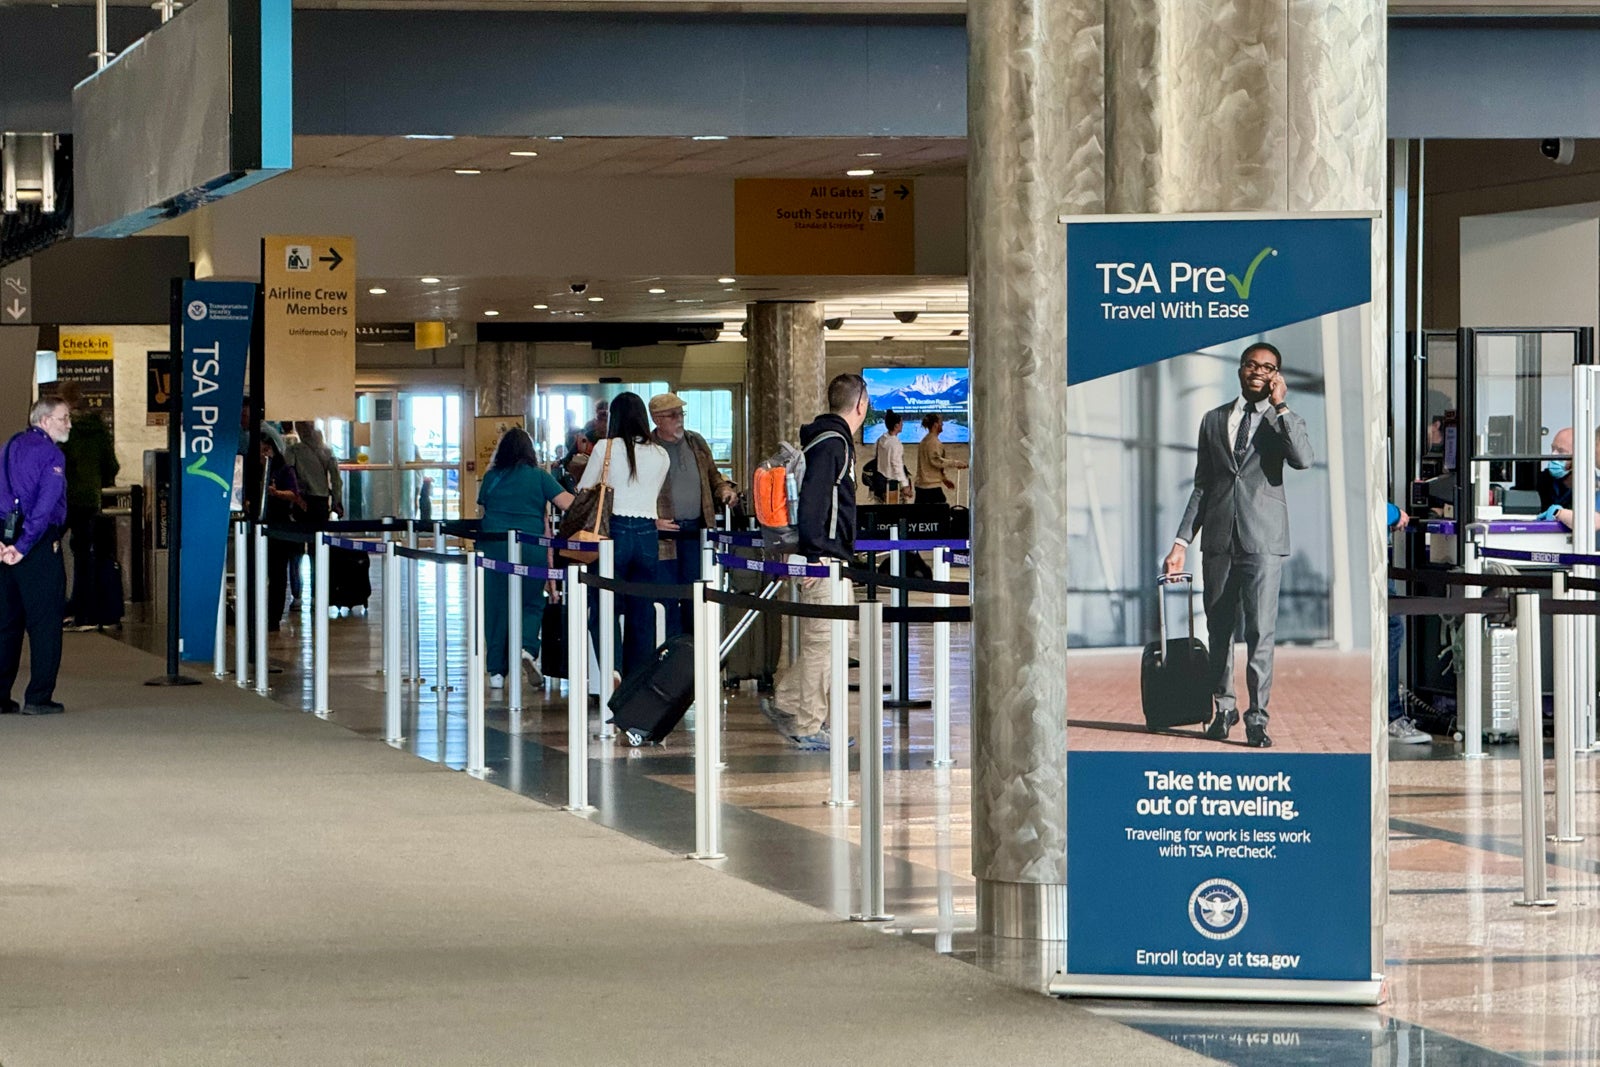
[0,397,71,714]
[759,373,868,750]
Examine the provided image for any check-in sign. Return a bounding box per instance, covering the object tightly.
[263,234,356,421]
[735,179,914,275]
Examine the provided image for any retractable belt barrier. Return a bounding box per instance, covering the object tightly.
[854,538,970,553]
[326,535,390,554]
[475,557,567,582]
[1476,545,1600,568]
[708,530,764,548]
[840,565,968,597]
[323,517,405,534]
[263,526,317,545]
[394,545,469,564]
[715,553,832,580]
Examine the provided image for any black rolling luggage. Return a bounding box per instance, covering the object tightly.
[77,557,124,628]
[327,546,372,609]
[1140,574,1212,731]
[722,564,782,689]
[608,634,697,745]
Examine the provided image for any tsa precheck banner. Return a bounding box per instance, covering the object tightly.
[1057,214,1381,1001]
[178,280,254,663]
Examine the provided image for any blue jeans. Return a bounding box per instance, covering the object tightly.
[590,516,661,680]
[1388,613,1405,722]
[482,539,548,676]
[656,518,703,638]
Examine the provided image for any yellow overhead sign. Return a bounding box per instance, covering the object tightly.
[735,178,915,275]
[58,333,112,360]
[263,234,357,421]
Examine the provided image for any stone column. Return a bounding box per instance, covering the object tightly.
[746,302,825,466]
[472,341,532,419]
[967,0,1385,942]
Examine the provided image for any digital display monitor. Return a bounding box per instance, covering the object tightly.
[862,367,969,444]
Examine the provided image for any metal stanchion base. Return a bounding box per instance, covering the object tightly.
[1461,753,1489,761]
[429,685,457,693]
[1513,899,1557,908]
[467,768,496,781]
[144,674,203,687]
[883,698,932,710]
[824,799,858,808]
[563,804,597,814]
[849,913,894,923]
[1549,835,1585,843]
[687,851,727,861]
[385,737,408,747]
[929,759,956,768]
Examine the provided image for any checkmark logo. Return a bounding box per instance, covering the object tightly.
[186,454,232,495]
[1226,246,1277,300]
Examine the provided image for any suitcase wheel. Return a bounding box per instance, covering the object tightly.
[624,729,648,747]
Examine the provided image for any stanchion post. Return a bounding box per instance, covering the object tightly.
[1461,530,1485,759]
[1551,571,1582,843]
[787,577,799,666]
[827,560,853,808]
[213,563,228,679]
[466,554,487,778]
[383,542,403,745]
[1513,591,1556,907]
[233,520,249,688]
[564,565,594,812]
[253,523,269,696]
[888,525,903,703]
[851,598,891,923]
[690,582,725,859]
[313,532,330,716]
[598,538,616,740]
[508,532,523,723]
[932,546,954,767]
[432,523,451,697]
[404,520,420,684]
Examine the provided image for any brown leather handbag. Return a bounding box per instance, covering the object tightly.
[555,440,613,564]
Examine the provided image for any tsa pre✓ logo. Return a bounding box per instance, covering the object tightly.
[1189,878,1248,940]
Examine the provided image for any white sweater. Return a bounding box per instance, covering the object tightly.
[577,437,670,518]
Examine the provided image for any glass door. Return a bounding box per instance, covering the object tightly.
[324,389,463,521]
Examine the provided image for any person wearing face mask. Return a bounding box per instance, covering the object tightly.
[0,398,73,714]
[1163,342,1314,749]
[1538,426,1600,530]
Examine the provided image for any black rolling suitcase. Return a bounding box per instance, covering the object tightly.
[1140,574,1213,731]
[327,547,372,609]
[608,634,697,746]
[722,564,782,689]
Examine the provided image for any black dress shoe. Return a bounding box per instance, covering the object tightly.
[0,699,18,714]
[1245,724,1273,748]
[21,701,64,715]
[1204,708,1239,741]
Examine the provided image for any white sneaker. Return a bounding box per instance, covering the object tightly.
[489,674,505,690]
[1387,716,1430,744]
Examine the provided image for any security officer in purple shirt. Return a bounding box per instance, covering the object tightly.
[0,397,72,714]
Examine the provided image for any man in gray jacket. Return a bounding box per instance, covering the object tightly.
[1163,342,1313,749]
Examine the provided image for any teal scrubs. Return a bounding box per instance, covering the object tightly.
[478,464,566,675]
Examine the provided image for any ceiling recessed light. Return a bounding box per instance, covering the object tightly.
[856,151,882,158]
[691,135,728,141]
[508,150,539,157]
[454,168,481,175]
[404,134,455,141]
[717,277,736,284]
[419,277,440,285]
[367,287,387,295]
[846,168,874,177]
[587,296,604,303]
[483,309,500,316]
[534,304,549,310]
[648,288,666,295]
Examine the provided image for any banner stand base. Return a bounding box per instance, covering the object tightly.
[1049,971,1386,1006]
[144,674,203,687]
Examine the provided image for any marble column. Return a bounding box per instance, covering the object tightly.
[745,302,825,467]
[967,0,1385,944]
[472,341,532,419]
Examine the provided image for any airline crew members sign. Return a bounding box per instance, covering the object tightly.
[263,234,356,421]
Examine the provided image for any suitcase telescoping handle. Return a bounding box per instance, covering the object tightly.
[1155,572,1196,664]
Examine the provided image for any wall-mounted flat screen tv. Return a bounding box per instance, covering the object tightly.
[862,367,969,444]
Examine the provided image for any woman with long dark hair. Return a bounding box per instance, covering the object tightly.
[479,426,573,688]
[575,391,670,677]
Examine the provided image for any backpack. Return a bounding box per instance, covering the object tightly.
[753,432,850,555]
[861,457,888,499]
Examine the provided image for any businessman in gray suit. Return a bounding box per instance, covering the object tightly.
[1163,342,1314,748]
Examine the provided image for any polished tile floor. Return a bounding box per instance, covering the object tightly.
[135,555,1600,1066]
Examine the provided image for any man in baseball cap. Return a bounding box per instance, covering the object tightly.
[649,392,738,637]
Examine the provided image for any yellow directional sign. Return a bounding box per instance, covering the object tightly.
[735,178,915,275]
[263,234,357,421]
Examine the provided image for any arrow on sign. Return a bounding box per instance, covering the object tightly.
[4,298,24,321]
[894,184,910,200]
[319,248,344,270]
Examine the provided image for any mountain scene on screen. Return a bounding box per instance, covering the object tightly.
[862,367,969,443]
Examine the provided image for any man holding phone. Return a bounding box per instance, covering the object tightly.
[1163,342,1313,749]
